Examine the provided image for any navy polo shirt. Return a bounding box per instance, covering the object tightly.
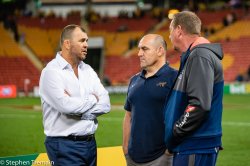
[124,64,178,163]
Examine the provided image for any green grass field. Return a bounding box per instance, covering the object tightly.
[0,94,250,165]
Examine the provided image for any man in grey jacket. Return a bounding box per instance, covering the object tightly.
[164,11,224,166]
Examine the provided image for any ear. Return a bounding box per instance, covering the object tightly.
[176,25,182,38]
[157,46,165,57]
[64,39,70,50]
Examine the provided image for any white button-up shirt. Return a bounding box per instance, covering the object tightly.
[39,53,110,136]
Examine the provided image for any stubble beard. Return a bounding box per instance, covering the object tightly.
[174,46,181,52]
[70,48,86,62]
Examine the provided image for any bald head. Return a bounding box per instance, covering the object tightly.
[140,34,167,52]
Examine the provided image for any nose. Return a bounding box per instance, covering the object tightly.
[84,41,88,48]
[138,49,143,57]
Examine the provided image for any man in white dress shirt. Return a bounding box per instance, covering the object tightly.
[39,24,111,166]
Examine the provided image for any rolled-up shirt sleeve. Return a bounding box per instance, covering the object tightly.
[39,69,97,115]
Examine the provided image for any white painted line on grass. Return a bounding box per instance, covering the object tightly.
[98,117,123,121]
[223,122,250,127]
[1,114,249,127]
[111,105,124,111]
[0,114,38,119]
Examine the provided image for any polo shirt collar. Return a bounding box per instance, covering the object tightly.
[140,63,168,78]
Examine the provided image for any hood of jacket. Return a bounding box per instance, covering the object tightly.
[191,37,223,60]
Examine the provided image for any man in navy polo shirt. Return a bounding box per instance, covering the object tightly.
[123,34,177,166]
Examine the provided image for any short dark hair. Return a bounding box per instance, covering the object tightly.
[60,24,86,48]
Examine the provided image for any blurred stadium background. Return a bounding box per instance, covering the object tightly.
[0,0,250,165]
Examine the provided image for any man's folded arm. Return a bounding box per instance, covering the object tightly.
[39,69,97,115]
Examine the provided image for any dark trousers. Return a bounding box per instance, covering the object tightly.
[45,136,97,166]
[173,153,218,166]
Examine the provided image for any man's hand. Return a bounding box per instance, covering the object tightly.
[81,113,96,120]
[92,93,99,102]
[64,90,71,96]
[122,146,128,155]
[165,149,173,156]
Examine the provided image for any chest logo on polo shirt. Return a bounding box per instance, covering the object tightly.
[156,82,167,87]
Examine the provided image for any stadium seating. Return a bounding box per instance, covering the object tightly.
[197,8,245,25]
[209,20,250,41]
[89,16,158,32]
[0,57,40,91]
[18,16,80,29]
[0,24,24,56]
[221,37,250,82]
[104,55,140,85]
[18,26,60,64]
[19,26,55,56]
[0,24,40,91]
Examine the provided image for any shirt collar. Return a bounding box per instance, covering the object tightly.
[140,63,168,78]
[78,61,85,69]
[56,52,69,69]
[56,52,85,70]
